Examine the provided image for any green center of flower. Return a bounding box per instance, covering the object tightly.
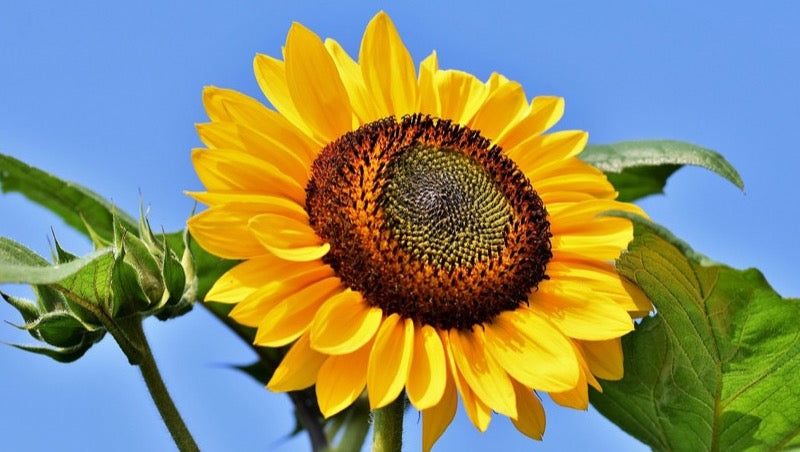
[306,115,552,330]
[380,145,512,269]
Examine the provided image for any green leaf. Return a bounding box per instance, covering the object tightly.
[0,153,138,242]
[0,237,49,267]
[589,216,800,451]
[0,244,113,287]
[233,360,272,385]
[580,140,744,201]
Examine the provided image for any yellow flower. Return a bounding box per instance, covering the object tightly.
[188,11,651,450]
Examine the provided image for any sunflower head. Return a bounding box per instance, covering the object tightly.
[307,114,553,331]
[188,11,651,451]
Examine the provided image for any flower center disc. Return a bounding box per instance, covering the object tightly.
[381,145,511,269]
[306,115,551,330]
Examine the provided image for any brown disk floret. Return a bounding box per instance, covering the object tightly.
[305,115,551,330]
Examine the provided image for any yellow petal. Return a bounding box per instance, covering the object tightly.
[191,148,306,204]
[508,130,588,172]
[186,192,307,222]
[495,96,565,151]
[253,53,318,141]
[468,78,527,143]
[254,277,343,347]
[202,86,318,162]
[285,23,353,143]
[579,338,624,381]
[533,172,617,202]
[248,213,330,262]
[546,259,653,315]
[548,200,640,261]
[324,38,381,124]
[422,362,457,452]
[196,122,245,151]
[549,199,645,234]
[235,125,312,186]
[310,289,382,355]
[416,51,440,116]
[229,263,334,327]
[483,308,580,392]
[443,333,492,431]
[621,278,654,317]
[550,228,632,262]
[448,328,517,418]
[205,253,296,303]
[187,206,265,260]
[530,280,634,340]
[528,153,606,179]
[510,380,546,440]
[316,341,371,417]
[407,325,447,410]
[485,72,509,92]
[570,342,603,391]
[549,366,588,410]
[359,11,417,117]
[367,314,414,409]
[267,332,326,392]
[435,70,489,125]
[202,85,235,123]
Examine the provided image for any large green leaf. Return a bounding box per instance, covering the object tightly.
[580,140,744,201]
[0,238,112,286]
[590,216,800,451]
[0,153,138,241]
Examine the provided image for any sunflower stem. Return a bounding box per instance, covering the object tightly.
[119,316,200,452]
[372,394,404,452]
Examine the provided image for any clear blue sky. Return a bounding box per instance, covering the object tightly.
[1,1,798,451]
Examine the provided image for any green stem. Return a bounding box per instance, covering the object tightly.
[372,394,404,452]
[121,316,200,452]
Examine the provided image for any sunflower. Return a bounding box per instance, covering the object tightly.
[187,11,651,451]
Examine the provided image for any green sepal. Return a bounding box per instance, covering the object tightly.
[81,215,112,250]
[117,227,164,306]
[1,292,40,324]
[7,331,104,363]
[179,227,197,305]
[138,201,164,261]
[50,231,78,264]
[111,249,152,317]
[32,284,67,313]
[24,311,91,348]
[154,239,189,320]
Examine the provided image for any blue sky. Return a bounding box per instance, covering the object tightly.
[1,1,799,451]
